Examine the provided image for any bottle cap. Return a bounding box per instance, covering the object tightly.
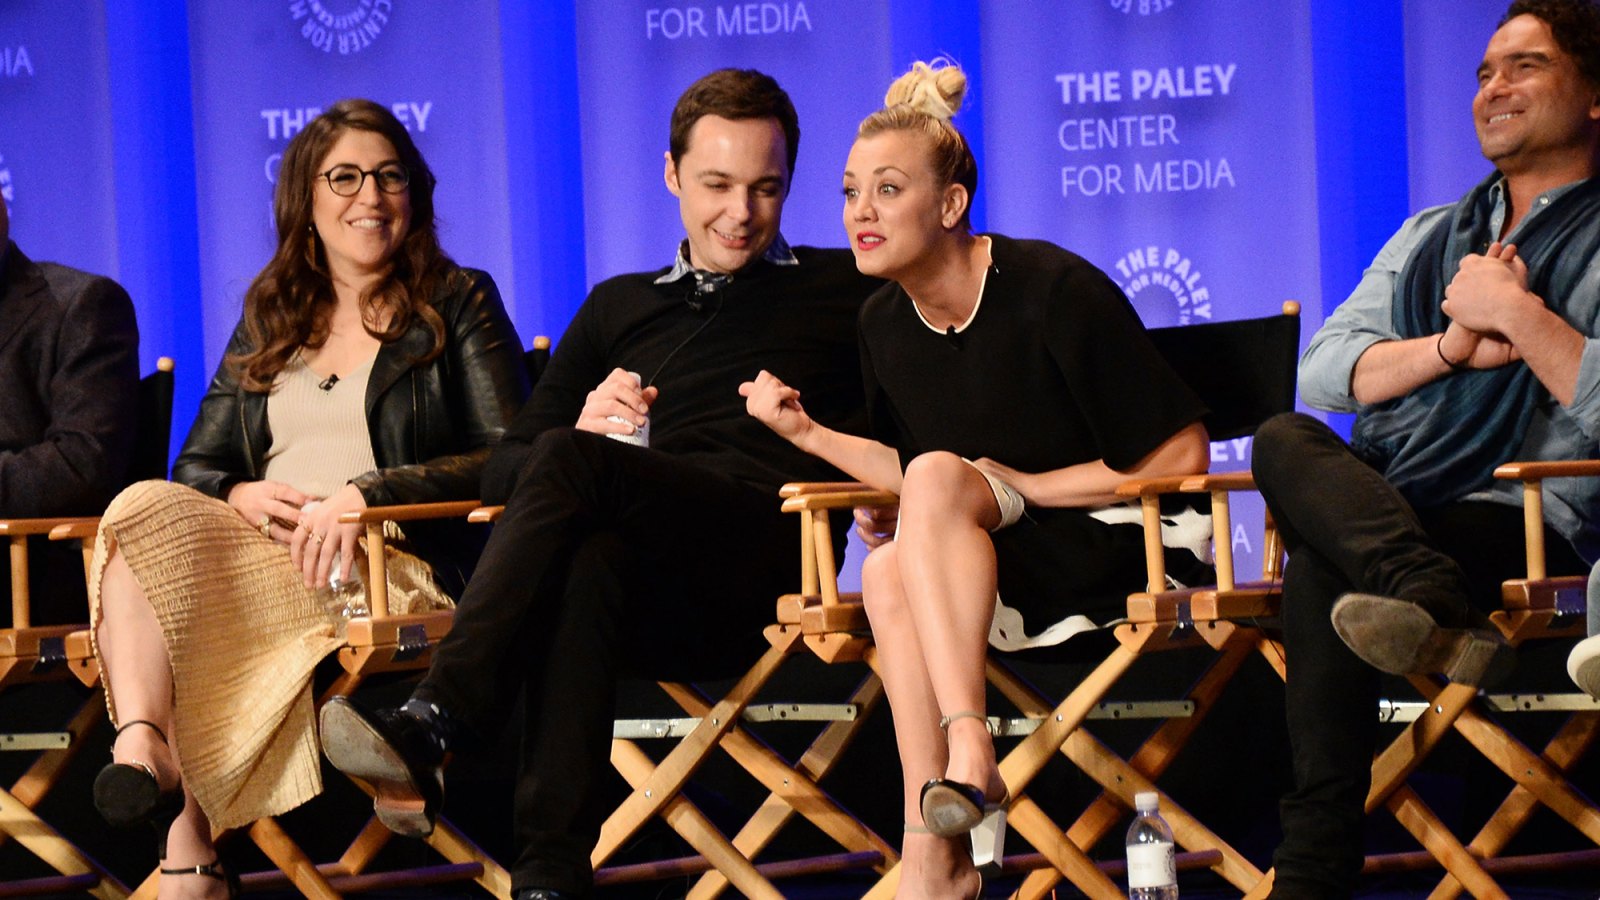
[1134,791,1159,812]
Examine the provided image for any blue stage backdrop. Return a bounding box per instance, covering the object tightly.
[978,0,1321,577]
[186,0,519,373]
[2,0,1533,591]
[575,0,896,280]
[1404,0,1508,209]
[0,0,119,279]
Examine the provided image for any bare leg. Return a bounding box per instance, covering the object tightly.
[863,544,981,900]
[893,453,1004,799]
[98,550,226,898]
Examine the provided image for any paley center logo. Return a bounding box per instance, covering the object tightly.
[1108,0,1174,15]
[290,0,393,55]
[1112,245,1213,327]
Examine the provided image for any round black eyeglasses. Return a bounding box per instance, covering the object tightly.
[318,163,410,197]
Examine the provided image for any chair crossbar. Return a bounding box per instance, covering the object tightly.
[612,702,862,740]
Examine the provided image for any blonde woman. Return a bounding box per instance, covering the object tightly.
[743,60,1211,898]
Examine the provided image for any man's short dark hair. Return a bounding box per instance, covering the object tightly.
[668,69,800,179]
[1503,0,1600,90]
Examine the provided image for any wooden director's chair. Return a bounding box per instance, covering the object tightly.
[1130,455,1600,897]
[0,356,174,900]
[459,501,897,900]
[774,303,1303,899]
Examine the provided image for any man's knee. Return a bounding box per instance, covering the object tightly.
[1252,412,1334,490]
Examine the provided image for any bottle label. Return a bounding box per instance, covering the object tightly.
[1127,841,1177,889]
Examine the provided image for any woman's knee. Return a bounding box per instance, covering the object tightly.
[900,452,987,523]
[861,544,908,618]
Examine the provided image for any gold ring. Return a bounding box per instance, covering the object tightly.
[258,516,272,538]
[312,533,326,545]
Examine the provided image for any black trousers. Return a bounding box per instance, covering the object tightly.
[415,428,804,894]
[1251,413,1582,898]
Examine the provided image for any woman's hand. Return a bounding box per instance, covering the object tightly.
[290,483,368,590]
[739,369,815,446]
[969,457,1032,502]
[854,504,899,549]
[576,368,659,438]
[227,480,311,544]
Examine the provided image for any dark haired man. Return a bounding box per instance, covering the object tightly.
[320,69,880,899]
[1250,1,1600,896]
[0,197,140,625]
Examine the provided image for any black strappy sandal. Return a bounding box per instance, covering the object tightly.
[159,859,240,898]
[92,719,185,856]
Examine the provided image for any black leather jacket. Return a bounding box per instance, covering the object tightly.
[173,267,530,596]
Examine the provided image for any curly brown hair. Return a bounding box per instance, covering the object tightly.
[229,98,452,391]
[1503,0,1600,90]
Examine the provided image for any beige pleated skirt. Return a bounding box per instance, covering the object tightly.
[88,480,451,831]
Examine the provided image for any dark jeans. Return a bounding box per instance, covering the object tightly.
[415,428,803,895]
[1250,413,1583,898]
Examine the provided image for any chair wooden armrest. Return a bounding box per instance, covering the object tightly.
[1114,475,1195,499]
[337,499,483,525]
[1492,459,1600,581]
[1493,460,1600,481]
[1179,471,1257,493]
[779,481,875,498]
[780,489,898,513]
[467,505,504,523]
[0,517,100,538]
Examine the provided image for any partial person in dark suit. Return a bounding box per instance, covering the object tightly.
[0,195,141,626]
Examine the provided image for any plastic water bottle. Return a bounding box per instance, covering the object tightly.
[1126,790,1178,899]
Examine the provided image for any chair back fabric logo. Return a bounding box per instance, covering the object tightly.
[289,0,394,54]
[1113,244,1214,327]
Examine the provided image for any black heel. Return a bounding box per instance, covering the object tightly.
[93,719,185,856]
[159,859,239,898]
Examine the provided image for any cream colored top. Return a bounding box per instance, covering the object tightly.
[262,353,379,499]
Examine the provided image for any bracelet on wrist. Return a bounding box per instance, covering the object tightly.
[1436,333,1469,371]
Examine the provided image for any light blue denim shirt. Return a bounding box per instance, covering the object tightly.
[1300,178,1600,561]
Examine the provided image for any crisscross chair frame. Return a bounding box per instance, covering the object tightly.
[0,355,174,900]
[459,500,896,900]
[769,303,1303,899]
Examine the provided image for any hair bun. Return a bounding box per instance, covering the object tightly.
[884,59,967,120]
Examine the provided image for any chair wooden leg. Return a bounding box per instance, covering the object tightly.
[1367,681,1478,812]
[1384,785,1507,900]
[609,738,784,899]
[1447,705,1600,843]
[426,816,514,899]
[0,788,130,898]
[1430,712,1600,900]
[593,634,796,868]
[680,673,897,899]
[249,815,343,899]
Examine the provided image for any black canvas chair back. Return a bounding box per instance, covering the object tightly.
[129,357,176,482]
[1146,304,1300,442]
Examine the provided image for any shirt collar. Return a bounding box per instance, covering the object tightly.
[1487,175,1587,240]
[653,232,798,285]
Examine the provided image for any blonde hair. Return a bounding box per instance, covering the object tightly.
[857,59,978,225]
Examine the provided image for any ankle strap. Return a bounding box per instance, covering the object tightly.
[159,860,225,880]
[115,718,169,745]
[938,711,995,735]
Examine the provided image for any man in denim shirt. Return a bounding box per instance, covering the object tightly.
[1251,1,1600,896]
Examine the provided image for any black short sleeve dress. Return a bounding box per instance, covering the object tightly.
[857,234,1213,651]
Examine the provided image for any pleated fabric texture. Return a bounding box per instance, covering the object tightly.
[88,479,449,830]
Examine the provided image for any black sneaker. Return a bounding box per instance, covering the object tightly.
[1330,592,1514,687]
[319,697,447,837]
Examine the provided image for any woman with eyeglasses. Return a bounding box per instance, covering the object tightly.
[87,99,528,896]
